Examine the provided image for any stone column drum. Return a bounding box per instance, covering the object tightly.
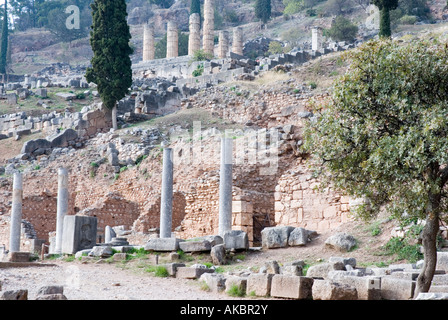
[218,138,233,236]
[166,21,179,58]
[232,27,243,56]
[188,13,201,56]
[142,23,155,61]
[202,0,215,56]
[312,27,323,51]
[9,172,23,252]
[218,30,229,59]
[160,148,174,238]
[55,167,69,254]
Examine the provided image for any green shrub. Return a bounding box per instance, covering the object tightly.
[383,237,423,263]
[227,284,245,297]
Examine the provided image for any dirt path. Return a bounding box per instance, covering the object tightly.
[0,261,246,300]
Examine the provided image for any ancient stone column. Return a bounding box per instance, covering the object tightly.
[232,27,243,56]
[188,13,201,56]
[9,172,23,252]
[202,0,215,56]
[142,23,155,61]
[218,30,229,59]
[166,21,179,59]
[218,138,233,236]
[160,148,173,238]
[55,168,69,254]
[312,27,323,51]
[105,225,116,243]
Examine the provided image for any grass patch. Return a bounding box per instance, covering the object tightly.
[227,284,245,297]
[145,265,169,277]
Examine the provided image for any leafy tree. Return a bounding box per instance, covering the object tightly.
[255,0,271,24]
[0,0,8,75]
[304,38,448,295]
[325,15,358,42]
[372,0,398,37]
[85,0,133,130]
[324,0,353,15]
[283,0,303,15]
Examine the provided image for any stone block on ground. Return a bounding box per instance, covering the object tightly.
[179,240,212,253]
[223,230,249,250]
[144,238,184,252]
[88,246,113,258]
[328,274,381,300]
[247,274,274,297]
[436,252,448,273]
[380,277,416,300]
[288,227,310,246]
[261,226,294,249]
[415,292,448,300]
[312,279,358,300]
[306,261,345,279]
[164,263,186,277]
[210,244,226,265]
[8,252,31,262]
[225,275,247,295]
[270,275,314,300]
[176,266,214,279]
[325,232,357,252]
[199,273,227,293]
[61,215,97,254]
[0,290,28,300]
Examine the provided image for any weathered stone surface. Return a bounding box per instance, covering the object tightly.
[325,232,357,252]
[0,290,28,300]
[312,279,358,300]
[37,285,64,296]
[8,252,31,262]
[36,293,67,300]
[21,138,52,154]
[144,238,184,252]
[306,261,345,279]
[415,292,448,300]
[287,227,309,246]
[225,275,247,295]
[247,273,274,297]
[88,246,113,258]
[223,230,248,250]
[270,275,314,300]
[210,244,226,265]
[164,263,186,277]
[47,129,78,148]
[176,266,214,279]
[199,273,227,293]
[436,252,448,273]
[261,226,294,249]
[179,240,212,253]
[328,256,357,268]
[327,274,381,300]
[264,260,281,274]
[381,277,416,300]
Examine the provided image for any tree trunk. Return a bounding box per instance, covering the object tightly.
[112,104,118,131]
[415,210,439,297]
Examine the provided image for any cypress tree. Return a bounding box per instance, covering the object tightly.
[255,0,271,25]
[0,0,8,75]
[372,0,398,37]
[190,0,201,18]
[86,0,133,130]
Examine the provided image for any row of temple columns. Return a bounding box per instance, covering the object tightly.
[8,138,234,252]
[142,0,244,61]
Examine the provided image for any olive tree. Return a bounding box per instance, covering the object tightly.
[303,38,448,295]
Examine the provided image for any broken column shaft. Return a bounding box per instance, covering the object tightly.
[188,13,201,56]
[232,27,244,56]
[142,23,155,61]
[203,0,215,56]
[218,30,229,59]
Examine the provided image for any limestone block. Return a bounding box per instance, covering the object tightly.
[144,238,184,252]
[223,230,249,250]
[247,274,274,297]
[176,266,214,279]
[381,277,416,300]
[325,232,357,252]
[261,226,294,249]
[179,240,212,253]
[164,263,186,277]
[8,252,31,262]
[225,275,247,295]
[0,290,28,300]
[306,261,345,279]
[199,273,226,292]
[287,227,308,246]
[312,279,358,300]
[61,215,97,254]
[270,275,314,300]
[436,252,448,272]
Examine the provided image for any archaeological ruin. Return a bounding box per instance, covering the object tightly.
[1,1,448,301]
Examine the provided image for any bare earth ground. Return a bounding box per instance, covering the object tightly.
[0,215,398,301]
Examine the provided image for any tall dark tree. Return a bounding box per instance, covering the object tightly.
[255,0,271,25]
[85,0,133,130]
[0,0,8,75]
[190,0,200,17]
[372,0,398,37]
